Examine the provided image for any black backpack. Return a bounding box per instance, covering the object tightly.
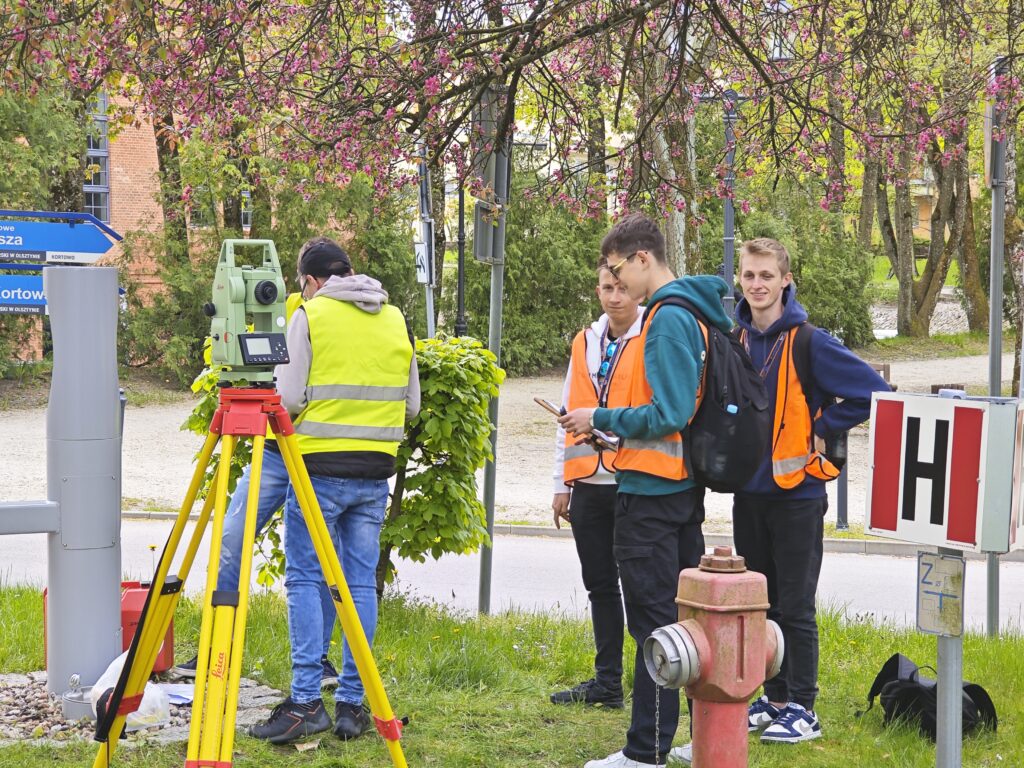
[646,297,770,493]
[859,653,997,741]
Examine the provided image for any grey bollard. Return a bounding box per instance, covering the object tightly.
[44,266,122,693]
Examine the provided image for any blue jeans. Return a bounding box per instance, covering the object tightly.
[284,475,387,705]
[218,447,334,659]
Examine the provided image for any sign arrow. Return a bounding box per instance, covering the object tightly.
[0,217,119,264]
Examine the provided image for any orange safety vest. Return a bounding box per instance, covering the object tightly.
[612,303,707,481]
[742,327,842,489]
[563,329,638,484]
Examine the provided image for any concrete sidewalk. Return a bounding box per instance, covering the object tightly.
[1,519,1022,633]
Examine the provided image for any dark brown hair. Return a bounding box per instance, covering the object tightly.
[600,212,666,264]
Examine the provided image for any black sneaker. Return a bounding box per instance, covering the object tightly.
[334,701,373,740]
[549,678,624,708]
[248,697,331,744]
[170,655,198,679]
[321,656,339,690]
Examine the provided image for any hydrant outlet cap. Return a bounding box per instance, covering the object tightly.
[699,546,747,572]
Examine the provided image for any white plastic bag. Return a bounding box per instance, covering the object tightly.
[90,650,171,731]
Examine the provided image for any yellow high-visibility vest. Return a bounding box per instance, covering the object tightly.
[293,297,412,457]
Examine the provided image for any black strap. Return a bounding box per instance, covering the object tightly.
[792,322,816,395]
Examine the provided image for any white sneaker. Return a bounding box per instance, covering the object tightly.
[667,743,692,765]
[584,750,658,768]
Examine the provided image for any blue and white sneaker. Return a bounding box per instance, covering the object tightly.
[747,695,782,732]
[760,702,822,743]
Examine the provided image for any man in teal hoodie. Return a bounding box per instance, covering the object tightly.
[560,213,731,768]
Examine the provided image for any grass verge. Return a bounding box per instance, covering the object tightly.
[1,587,1021,766]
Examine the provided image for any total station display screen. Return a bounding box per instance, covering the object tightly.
[244,337,272,356]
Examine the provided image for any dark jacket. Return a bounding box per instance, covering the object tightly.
[734,284,889,499]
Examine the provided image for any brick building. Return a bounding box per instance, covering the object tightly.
[17,108,162,360]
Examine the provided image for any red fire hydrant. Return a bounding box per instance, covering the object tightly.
[644,546,783,768]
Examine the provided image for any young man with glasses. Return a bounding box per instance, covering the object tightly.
[549,260,644,710]
[560,213,731,768]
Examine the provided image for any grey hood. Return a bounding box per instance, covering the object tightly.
[316,273,389,313]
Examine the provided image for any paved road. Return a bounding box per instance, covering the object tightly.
[1,520,1022,633]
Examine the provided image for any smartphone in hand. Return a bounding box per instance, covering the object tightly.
[534,397,565,417]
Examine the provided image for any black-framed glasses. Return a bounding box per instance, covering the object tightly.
[598,339,620,379]
[609,251,639,276]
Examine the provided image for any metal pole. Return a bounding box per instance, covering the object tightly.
[478,145,511,615]
[935,545,965,768]
[836,466,848,530]
[418,146,436,338]
[723,90,739,317]
[44,266,123,692]
[986,56,1008,639]
[455,185,468,337]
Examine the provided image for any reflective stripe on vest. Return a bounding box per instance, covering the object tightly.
[612,303,706,481]
[563,329,637,484]
[293,297,412,458]
[747,326,841,489]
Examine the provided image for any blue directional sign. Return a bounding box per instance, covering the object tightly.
[0,212,120,264]
[0,274,46,315]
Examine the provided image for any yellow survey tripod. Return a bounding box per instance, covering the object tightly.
[93,385,408,768]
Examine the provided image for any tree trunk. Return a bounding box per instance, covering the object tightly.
[858,158,878,250]
[826,92,846,220]
[375,463,405,598]
[586,76,607,196]
[1005,126,1024,395]
[652,124,686,276]
[893,134,917,335]
[958,164,988,332]
[684,117,702,275]
[153,114,189,257]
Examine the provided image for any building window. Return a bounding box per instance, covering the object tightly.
[84,93,110,223]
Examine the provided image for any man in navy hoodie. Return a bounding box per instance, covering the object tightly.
[732,237,888,745]
[561,213,730,768]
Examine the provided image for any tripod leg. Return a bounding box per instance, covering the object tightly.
[187,434,269,767]
[92,432,221,768]
[187,434,238,764]
[217,434,267,759]
[276,433,408,768]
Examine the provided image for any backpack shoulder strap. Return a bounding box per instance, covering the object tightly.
[646,295,707,327]
[963,683,998,730]
[857,653,906,716]
[792,321,815,394]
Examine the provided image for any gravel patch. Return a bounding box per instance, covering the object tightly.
[0,671,282,747]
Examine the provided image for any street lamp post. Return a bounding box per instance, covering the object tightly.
[721,89,740,318]
[455,185,468,337]
[699,89,745,317]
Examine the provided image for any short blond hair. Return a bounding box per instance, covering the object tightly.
[739,237,790,274]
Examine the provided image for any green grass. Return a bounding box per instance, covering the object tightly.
[870,255,960,305]
[1,588,1021,766]
[871,255,961,287]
